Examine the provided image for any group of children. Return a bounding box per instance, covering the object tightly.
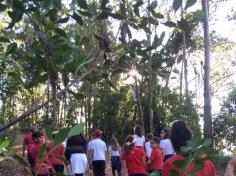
[22,120,217,176]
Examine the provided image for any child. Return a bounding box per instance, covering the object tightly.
[160,127,174,161]
[162,120,216,176]
[28,131,54,176]
[133,125,145,149]
[121,135,147,176]
[144,133,154,159]
[48,133,65,175]
[87,128,107,176]
[147,137,163,174]
[108,137,121,176]
[22,126,36,170]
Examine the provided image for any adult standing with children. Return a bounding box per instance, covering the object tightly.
[87,128,107,176]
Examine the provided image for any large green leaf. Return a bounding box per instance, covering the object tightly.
[173,0,182,12]
[109,13,124,20]
[54,128,70,145]
[38,144,47,160]
[185,0,197,10]
[57,17,70,23]
[101,0,109,9]
[72,12,83,25]
[43,125,53,140]
[67,123,84,138]
[54,28,68,38]
[78,0,88,9]
[163,21,176,27]
[0,139,10,148]
[97,10,110,20]
[79,10,92,17]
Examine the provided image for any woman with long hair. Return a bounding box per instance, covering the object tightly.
[109,136,121,176]
[160,127,174,161]
[133,125,145,149]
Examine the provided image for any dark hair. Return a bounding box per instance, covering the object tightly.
[29,126,35,133]
[134,125,143,137]
[170,120,192,152]
[151,136,160,145]
[162,127,171,139]
[32,131,44,140]
[124,135,135,154]
[146,133,154,141]
[110,136,119,151]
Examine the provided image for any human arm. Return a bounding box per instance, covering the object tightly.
[121,160,128,176]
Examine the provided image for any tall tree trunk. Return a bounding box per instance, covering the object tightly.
[202,0,212,138]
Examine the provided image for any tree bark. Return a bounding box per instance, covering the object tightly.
[202,0,213,138]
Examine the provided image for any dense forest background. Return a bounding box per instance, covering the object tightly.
[0,0,235,158]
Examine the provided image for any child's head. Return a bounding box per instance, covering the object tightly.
[32,131,45,144]
[29,126,36,133]
[110,136,119,150]
[160,127,171,139]
[94,128,102,138]
[124,135,135,154]
[134,125,143,137]
[146,133,154,141]
[170,120,192,152]
[150,136,160,149]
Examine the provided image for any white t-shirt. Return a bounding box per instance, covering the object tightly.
[88,138,107,161]
[133,134,145,147]
[144,141,152,158]
[160,139,174,156]
[108,146,120,157]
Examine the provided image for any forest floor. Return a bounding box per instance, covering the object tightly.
[0,134,114,176]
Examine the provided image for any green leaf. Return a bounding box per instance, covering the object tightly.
[72,12,83,25]
[79,10,92,17]
[45,22,55,31]
[0,4,6,11]
[153,12,164,19]
[177,55,183,64]
[113,44,124,52]
[147,1,157,12]
[148,170,160,176]
[158,32,165,46]
[97,10,110,20]
[173,0,182,12]
[180,145,192,153]
[6,43,17,55]
[201,138,212,147]
[178,19,189,31]
[78,0,88,9]
[0,139,10,148]
[67,123,84,138]
[163,21,176,27]
[192,10,204,20]
[54,128,70,145]
[189,160,204,176]
[47,8,58,22]
[54,28,67,38]
[38,144,47,160]
[133,0,143,17]
[173,67,180,74]
[185,0,197,10]
[0,37,10,43]
[57,17,69,23]
[43,125,53,140]
[109,13,124,20]
[12,0,24,12]
[12,154,30,167]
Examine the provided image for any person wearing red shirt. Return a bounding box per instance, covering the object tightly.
[22,127,36,169]
[147,136,163,174]
[162,120,216,176]
[28,131,54,176]
[48,142,65,175]
[121,135,147,176]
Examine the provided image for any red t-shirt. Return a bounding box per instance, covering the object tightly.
[48,143,64,165]
[23,133,35,151]
[121,147,147,174]
[28,143,53,175]
[162,153,217,176]
[149,147,163,170]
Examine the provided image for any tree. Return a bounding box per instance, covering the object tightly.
[202,0,213,138]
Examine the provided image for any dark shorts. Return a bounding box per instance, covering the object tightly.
[52,164,64,173]
[92,160,105,176]
[27,154,34,168]
[74,174,83,176]
[111,156,121,171]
